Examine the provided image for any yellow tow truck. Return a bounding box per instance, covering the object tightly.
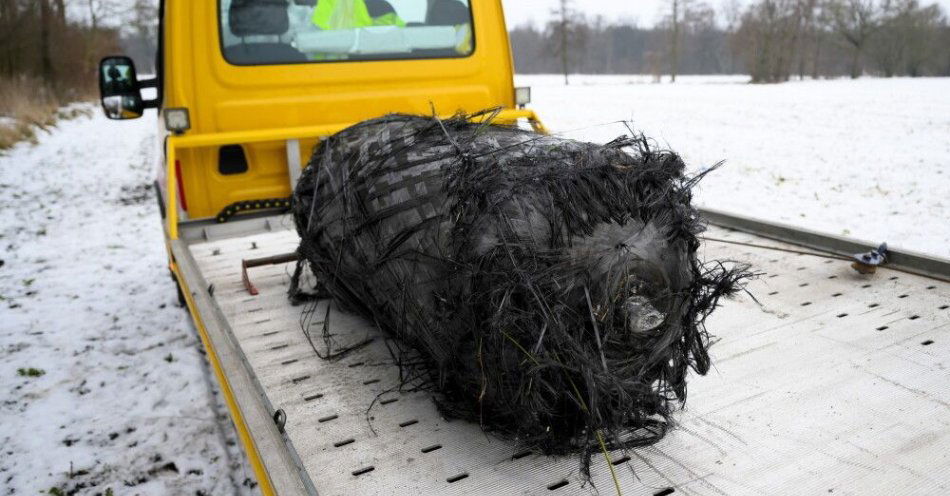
[97,1,950,495]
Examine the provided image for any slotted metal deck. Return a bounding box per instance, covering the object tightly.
[184,220,949,496]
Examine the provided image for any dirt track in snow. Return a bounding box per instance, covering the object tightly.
[0,109,255,495]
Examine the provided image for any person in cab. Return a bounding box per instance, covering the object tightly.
[311,0,405,30]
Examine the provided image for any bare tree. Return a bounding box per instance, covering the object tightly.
[558,0,570,84]
[53,0,65,25]
[735,0,801,82]
[129,0,159,73]
[86,0,122,31]
[683,2,724,73]
[40,0,53,82]
[513,1,950,80]
[902,1,944,75]
[811,3,838,77]
[0,0,22,77]
[939,22,950,75]
[0,0,123,99]
[723,0,744,72]
[672,0,680,81]
[723,0,744,30]
[81,0,127,79]
[662,0,719,81]
[826,0,880,78]
[870,0,912,76]
[795,0,819,79]
[546,0,586,85]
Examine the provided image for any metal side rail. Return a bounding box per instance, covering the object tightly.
[172,238,315,496]
[162,108,546,240]
[699,207,950,282]
[173,212,950,496]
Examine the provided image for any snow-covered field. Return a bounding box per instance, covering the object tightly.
[0,110,255,495]
[0,76,948,495]
[519,75,950,259]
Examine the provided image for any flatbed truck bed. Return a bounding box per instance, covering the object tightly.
[170,209,950,496]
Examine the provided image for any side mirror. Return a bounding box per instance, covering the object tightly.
[99,56,144,120]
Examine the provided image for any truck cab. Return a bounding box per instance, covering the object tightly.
[99,0,539,228]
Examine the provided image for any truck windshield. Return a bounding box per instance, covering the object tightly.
[219,0,474,65]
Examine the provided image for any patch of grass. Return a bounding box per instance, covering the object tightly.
[0,76,89,151]
[0,124,30,150]
[17,367,45,377]
[57,106,92,121]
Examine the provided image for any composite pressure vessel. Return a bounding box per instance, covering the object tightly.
[291,113,746,459]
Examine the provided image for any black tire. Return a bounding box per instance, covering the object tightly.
[170,270,187,308]
[154,180,166,219]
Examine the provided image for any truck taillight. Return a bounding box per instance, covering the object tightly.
[175,160,188,212]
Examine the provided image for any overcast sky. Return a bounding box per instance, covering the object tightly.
[499,0,950,28]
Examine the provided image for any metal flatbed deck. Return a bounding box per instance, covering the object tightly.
[173,213,950,495]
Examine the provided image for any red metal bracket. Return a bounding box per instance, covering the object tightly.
[241,253,299,295]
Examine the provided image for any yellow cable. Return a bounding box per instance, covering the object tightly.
[596,430,622,496]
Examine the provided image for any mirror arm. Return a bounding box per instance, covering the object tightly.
[139,77,158,110]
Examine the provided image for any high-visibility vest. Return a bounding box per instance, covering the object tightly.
[311,0,405,29]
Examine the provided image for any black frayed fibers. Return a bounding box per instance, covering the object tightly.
[290,111,750,472]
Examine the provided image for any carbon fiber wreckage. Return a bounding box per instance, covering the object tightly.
[289,110,750,472]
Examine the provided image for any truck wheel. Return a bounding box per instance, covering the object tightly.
[170,271,187,308]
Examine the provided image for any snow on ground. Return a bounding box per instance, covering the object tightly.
[1,76,948,495]
[518,75,950,259]
[0,110,255,495]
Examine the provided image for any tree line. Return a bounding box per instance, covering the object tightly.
[2,0,947,94]
[512,0,950,82]
[0,0,156,98]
